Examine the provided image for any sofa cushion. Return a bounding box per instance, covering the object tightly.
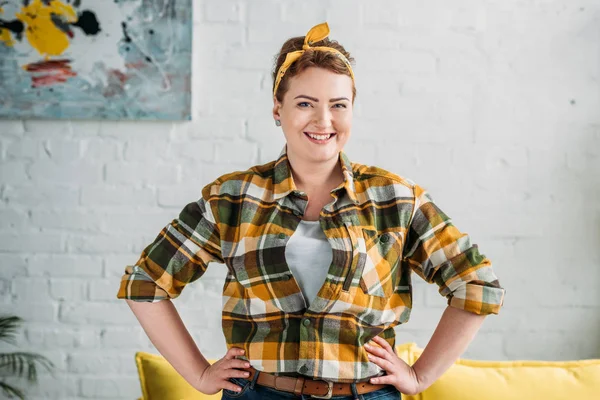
[135,345,600,400]
[135,352,221,400]
[410,345,600,400]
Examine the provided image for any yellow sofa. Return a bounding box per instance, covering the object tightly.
[135,343,600,400]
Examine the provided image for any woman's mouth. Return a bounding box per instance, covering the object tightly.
[304,132,336,144]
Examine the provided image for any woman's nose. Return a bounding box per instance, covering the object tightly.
[313,107,333,129]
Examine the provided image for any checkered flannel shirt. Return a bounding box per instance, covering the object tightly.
[117,146,505,382]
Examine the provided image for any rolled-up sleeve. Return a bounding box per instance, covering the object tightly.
[116,183,224,302]
[403,184,505,315]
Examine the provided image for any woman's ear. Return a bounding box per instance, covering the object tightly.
[272,96,281,121]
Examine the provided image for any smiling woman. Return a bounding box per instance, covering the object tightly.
[118,21,505,400]
[274,67,353,176]
[270,25,356,222]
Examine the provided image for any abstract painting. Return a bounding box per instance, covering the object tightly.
[0,0,192,120]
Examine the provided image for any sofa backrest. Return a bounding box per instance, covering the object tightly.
[135,343,600,400]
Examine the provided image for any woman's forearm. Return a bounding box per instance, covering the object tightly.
[125,299,210,388]
[412,305,487,391]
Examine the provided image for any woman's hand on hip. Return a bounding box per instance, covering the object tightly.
[364,336,422,396]
[195,347,251,395]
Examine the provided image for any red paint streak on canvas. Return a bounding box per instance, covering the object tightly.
[110,69,128,85]
[102,69,131,98]
[125,61,146,69]
[24,59,77,88]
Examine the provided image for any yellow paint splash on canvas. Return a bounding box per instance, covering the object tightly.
[0,6,15,47]
[17,0,77,58]
[1,0,77,57]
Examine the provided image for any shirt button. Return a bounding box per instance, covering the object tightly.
[293,210,301,216]
[299,365,308,374]
[278,233,286,240]
[302,318,311,327]
[380,235,390,243]
[282,274,291,281]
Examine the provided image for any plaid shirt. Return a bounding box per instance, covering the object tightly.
[117,146,505,382]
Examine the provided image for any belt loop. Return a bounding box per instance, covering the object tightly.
[249,369,260,390]
[294,377,306,396]
[350,382,363,400]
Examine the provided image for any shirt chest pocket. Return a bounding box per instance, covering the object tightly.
[226,236,306,313]
[344,223,404,298]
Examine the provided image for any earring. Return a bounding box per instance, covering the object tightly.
[275,120,281,127]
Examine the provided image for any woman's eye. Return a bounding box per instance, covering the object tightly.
[297,102,310,107]
[333,103,347,109]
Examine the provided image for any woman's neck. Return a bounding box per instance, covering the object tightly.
[287,151,344,193]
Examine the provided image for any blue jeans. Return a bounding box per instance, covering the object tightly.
[221,376,401,400]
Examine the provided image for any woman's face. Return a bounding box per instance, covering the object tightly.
[273,67,353,165]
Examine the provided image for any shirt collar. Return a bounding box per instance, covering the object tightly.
[272,145,359,205]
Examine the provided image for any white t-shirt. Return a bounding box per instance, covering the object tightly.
[284,220,333,307]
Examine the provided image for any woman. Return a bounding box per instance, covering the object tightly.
[117,22,505,399]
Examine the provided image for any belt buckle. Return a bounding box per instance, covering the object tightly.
[311,380,333,399]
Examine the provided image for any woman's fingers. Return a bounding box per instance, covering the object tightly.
[366,352,393,370]
[214,348,252,393]
[229,369,251,379]
[371,335,394,354]
[226,359,251,370]
[364,343,391,360]
[223,381,244,393]
[370,374,395,385]
[224,347,245,360]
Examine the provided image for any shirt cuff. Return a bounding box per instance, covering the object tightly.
[447,284,505,315]
[116,266,171,302]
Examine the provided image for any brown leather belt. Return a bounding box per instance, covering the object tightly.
[243,367,388,399]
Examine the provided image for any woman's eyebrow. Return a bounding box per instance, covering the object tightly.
[294,95,319,101]
[294,95,350,102]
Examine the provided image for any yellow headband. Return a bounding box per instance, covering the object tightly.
[273,22,355,97]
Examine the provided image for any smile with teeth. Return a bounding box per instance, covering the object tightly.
[305,132,336,141]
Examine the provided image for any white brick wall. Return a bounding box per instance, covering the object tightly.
[1,0,599,398]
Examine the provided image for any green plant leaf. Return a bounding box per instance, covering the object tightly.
[0,352,54,382]
[0,316,22,346]
[0,381,25,400]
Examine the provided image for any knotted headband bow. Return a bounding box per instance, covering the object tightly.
[273,22,355,97]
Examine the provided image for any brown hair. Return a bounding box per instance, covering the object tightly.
[272,36,356,103]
